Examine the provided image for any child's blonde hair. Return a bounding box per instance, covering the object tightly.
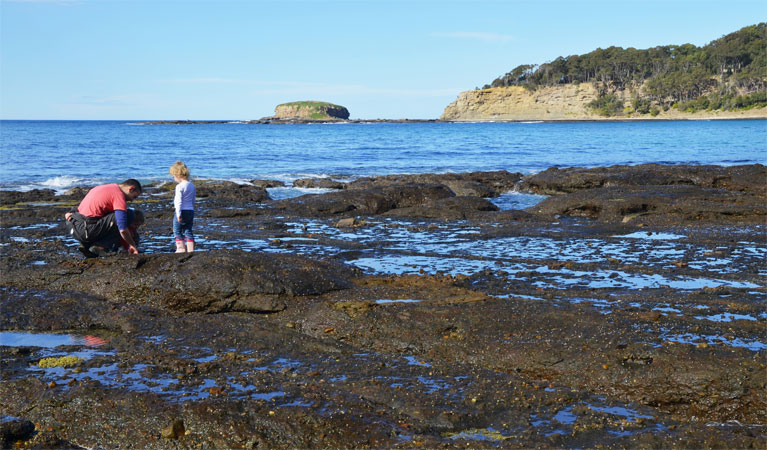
[169,161,190,179]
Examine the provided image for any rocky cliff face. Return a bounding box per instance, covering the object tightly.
[441,83,767,121]
[441,84,601,121]
[273,101,350,121]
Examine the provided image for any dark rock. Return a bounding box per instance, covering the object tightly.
[161,419,185,439]
[519,163,767,195]
[250,179,285,189]
[0,189,57,205]
[335,217,361,227]
[138,120,230,125]
[0,206,69,221]
[384,183,455,208]
[495,209,536,222]
[24,429,78,449]
[205,208,264,218]
[383,196,499,220]
[275,190,393,216]
[63,186,92,200]
[0,416,35,447]
[440,180,495,197]
[3,250,355,313]
[195,180,270,203]
[293,178,346,190]
[274,183,454,217]
[530,185,767,224]
[637,311,663,322]
[347,171,522,197]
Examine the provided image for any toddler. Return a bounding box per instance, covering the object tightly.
[169,161,196,253]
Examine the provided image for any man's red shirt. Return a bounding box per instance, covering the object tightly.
[77,184,127,218]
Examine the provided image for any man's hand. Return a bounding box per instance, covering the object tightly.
[119,228,139,254]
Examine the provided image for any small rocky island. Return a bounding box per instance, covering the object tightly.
[138,101,439,125]
[137,101,350,125]
[270,101,350,121]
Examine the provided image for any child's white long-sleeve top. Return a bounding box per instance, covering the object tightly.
[174,180,196,214]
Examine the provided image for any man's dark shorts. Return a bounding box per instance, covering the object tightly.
[66,210,136,250]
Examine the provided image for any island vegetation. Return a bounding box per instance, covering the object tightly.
[484,23,766,116]
[273,101,350,120]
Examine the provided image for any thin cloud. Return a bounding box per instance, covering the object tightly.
[2,0,79,3]
[432,31,515,43]
[157,77,247,84]
[249,83,459,97]
[153,79,459,97]
[156,79,326,86]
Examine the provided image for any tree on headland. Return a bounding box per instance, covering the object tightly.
[483,23,766,115]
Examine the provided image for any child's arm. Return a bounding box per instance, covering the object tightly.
[174,184,183,221]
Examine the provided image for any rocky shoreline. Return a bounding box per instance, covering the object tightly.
[137,118,442,125]
[1,164,765,448]
[137,116,766,125]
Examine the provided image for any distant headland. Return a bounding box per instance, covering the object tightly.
[443,23,767,121]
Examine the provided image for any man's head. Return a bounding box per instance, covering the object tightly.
[120,179,142,201]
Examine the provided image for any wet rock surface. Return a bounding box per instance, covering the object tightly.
[274,183,458,217]
[1,164,765,448]
[347,170,522,198]
[194,180,271,203]
[0,189,58,206]
[1,415,35,447]
[520,163,766,195]
[2,251,356,313]
[532,184,767,224]
[293,178,347,190]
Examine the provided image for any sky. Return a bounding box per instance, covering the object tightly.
[1,0,764,120]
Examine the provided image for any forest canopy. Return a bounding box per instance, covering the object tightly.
[485,23,766,116]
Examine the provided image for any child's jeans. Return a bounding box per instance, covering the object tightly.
[173,210,194,242]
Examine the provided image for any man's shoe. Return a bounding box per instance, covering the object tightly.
[77,246,98,258]
[88,245,109,257]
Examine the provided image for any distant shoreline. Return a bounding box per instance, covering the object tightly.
[136,118,443,125]
[136,117,766,125]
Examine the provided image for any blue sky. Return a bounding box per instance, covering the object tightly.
[1,0,764,120]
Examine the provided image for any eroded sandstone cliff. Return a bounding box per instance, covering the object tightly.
[442,84,600,121]
[441,82,767,121]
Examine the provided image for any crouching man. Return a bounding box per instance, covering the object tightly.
[65,179,143,257]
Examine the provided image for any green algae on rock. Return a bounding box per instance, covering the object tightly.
[38,356,84,368]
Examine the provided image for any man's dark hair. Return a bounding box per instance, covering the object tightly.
[121,179,142,193]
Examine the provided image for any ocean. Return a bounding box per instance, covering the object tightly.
[1,120,765,194]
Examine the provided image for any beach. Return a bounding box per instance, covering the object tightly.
[1,163,765,447]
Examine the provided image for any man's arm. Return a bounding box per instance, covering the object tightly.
[114,209,139,254]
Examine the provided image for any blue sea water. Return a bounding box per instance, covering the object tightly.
[0,120,765,192]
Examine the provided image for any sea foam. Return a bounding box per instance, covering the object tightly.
[21,176,100,194]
